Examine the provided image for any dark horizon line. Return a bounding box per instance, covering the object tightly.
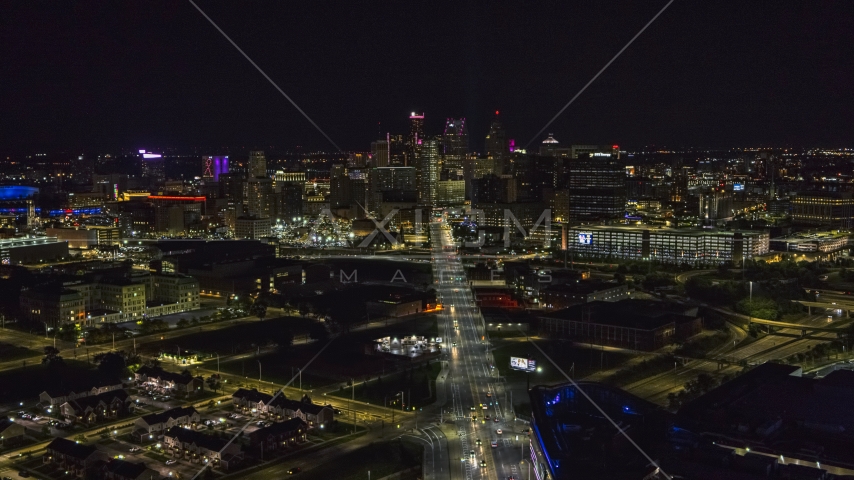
[2,144,853,159]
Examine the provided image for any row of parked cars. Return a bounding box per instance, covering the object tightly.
[139,390,171,402]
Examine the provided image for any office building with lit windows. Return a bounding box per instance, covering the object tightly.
[436,179,465,206]
[442,118,468,171]
[248,150,268,178]
[407,112,425,166]
[20,285,85,327]
[792,191,854,228]
[235,216,271,239]
[568,147,625,222]
[566,225,769,265]
[416,138,439,205]
[371,140,389,168]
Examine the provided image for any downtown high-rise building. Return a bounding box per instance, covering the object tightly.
[442,118,468,172]
[568,146,625,223]
[248,150,267,178]
[371,140,389,168]
[243,176,273,218]
[407,112,425,167]
[388,134,407,166]
[416,138,439,205]
[484,111,508,175]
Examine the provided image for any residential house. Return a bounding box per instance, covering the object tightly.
[43,438,108,478]
[248,418,308,454]
[232,389,333,427]
[135,366,204,396]
[231,388,275,416]
[102,459,159,480]
[39,380,124,407]
[0,419,25,446]
[61,389,132,424]
[133,406,200,441]
[163,426,242,470]
[271,397,334,428]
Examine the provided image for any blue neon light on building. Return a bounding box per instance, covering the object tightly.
[0,186,38,200]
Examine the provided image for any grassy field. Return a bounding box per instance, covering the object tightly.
[0,342,38,362]
[328,361,442,408]
[0,360,104,404]
[220,316,441,389]
[298,440,422,480]
[491,339,632,386]
[136,316,318,357]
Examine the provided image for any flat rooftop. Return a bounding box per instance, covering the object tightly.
[571,224,766,237]
[540,300,699,330]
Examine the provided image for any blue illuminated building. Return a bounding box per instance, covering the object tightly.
[528,381,671,479]
[0,186,38,200]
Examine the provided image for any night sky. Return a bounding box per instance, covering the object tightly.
[2,1,853,154]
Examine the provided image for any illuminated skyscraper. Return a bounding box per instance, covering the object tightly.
[416,138,439,205]
[248,150,267,178]
[407,112,425,167]
[243,177,273,218]
[371,140,389,168]
[388,134,407,166]
[484,111,508,175]
[442,118,468,172]
[568,146,625,223]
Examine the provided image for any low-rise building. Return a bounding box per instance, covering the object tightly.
[134,366,204,396]
[0,418,26,446]
[163,426,242,470]
[235,216,271,239]
[43,438,108,478]
[537,300,703,351]
[232,389,333,427]
[133,406,200,440]
[474,288,519,308]
[60,389,132,424]
[539,280,629,310]
[0,236,69,265]
[68,277,147,320]
[248,418,308,454]
[101,459,159,480]
[39,380,124,407]
[45,226,120,249]
[564,225,769,265]
[20,285,85,327]
[366,293,423,317]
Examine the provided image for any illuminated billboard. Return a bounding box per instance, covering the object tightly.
[733,183,744,191]
[578,233,592,245]
[510,357,536,372]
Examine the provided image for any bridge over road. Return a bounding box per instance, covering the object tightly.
[748,316,852,338]
[796,299,854,317]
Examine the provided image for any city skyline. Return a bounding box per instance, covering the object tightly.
[2,1,854,154]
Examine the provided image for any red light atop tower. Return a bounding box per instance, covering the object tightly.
[612,144,619,149]
[495,110,500,115]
